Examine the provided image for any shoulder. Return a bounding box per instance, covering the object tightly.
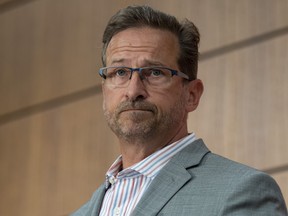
[175,138,274,180]
[208,156,287,215]
[181,143,288,215]
[186,145,281,194]
[200,152,281,195]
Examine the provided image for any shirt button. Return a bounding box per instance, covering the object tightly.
[109,176,116,185]
[114,207,121,215]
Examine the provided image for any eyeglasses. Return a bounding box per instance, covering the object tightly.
[99,66,191,87]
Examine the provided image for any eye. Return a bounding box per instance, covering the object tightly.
[149,68,164,77]
[115,68,129,77]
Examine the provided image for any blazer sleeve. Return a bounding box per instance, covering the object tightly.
[219,171,287,215]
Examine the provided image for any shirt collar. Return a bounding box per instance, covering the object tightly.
[105,133,196,188]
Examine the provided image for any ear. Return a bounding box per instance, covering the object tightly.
[185,79,204,112]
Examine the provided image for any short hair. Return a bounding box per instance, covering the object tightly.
[102,5,200,80]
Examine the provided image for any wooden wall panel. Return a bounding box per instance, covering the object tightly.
[0,0,12,5]
[0,0,287,215]
[0,95,119,215]
[274,172,288,204]
[0,0,99,115]
[189,34,288,170]
[149,0,288,51]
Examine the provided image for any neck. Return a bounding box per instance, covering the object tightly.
[118,127,188,169]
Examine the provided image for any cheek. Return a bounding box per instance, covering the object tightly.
[149,87,177,105]
[102,94,113,112]
[156,85,185,102]
[102,88,111,111]
[102,96,107,111]
[102,88,122,112]
[149,94,173,114]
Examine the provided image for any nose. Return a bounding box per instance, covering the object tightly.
[125,72,148,101]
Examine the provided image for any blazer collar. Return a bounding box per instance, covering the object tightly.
[131,139,210,216]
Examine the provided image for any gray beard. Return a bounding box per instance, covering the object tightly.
[104,97,186,143]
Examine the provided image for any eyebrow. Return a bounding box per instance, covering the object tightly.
[143,60,165,67]
[110,58,125,65]
[110,59,166,67]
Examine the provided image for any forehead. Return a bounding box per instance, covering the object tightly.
[106,27,179,66]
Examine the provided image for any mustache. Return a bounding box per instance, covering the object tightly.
[116,100,157,114]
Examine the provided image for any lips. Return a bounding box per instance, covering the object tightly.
[121,107,152,112]
[120,109,152,115]
[117,101,156,115]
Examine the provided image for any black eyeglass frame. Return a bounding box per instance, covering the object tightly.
[99,66,191,81]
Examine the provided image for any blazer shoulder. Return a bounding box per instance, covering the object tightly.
[196,152,288,215]
[162,140,287,215]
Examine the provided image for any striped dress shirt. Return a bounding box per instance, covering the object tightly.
[99,133,197,216]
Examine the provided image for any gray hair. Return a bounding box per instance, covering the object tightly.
[102,5,200,80]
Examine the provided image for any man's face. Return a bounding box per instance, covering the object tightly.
[102,27,196,142]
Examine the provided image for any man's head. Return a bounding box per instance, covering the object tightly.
[102,5,200,80]
[100,5,203,147]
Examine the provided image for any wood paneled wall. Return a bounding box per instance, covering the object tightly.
[0,0,287,215]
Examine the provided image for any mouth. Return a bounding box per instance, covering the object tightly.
[120,108,153,113]
[117,101,157,116]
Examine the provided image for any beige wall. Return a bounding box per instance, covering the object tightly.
[0,0,287,215]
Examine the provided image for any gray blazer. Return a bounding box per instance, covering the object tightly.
[71,139,287,215]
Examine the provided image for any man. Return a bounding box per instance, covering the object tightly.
[72,5,287,216]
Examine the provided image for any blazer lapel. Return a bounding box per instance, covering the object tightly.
[131,139,210,216]
[87,184,106,215]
